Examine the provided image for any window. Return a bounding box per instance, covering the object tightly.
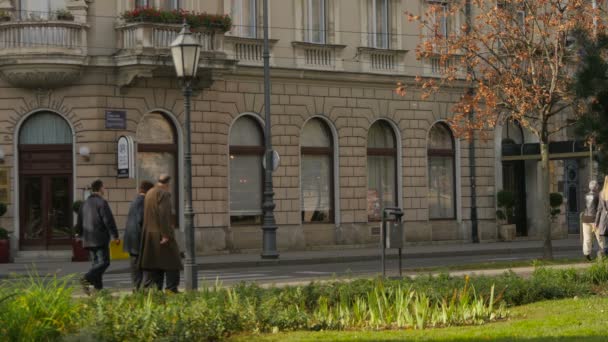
[301,119,333,223]
[428,122,456,219]
[232,0,257,38]
[230,116,264,225]
[20,0,65,20]
[367,120,397,221]
[431,2,449,38]
[304,0,326,44]
[368,0,389,49]
[135,0,150,8]
[137,113,178,218]
[160,0,180,10]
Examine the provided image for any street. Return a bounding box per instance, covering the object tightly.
[0,248,581,290]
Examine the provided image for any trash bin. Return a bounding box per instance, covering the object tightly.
[385,220,403,249]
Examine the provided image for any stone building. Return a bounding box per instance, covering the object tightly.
[0,0,589,260]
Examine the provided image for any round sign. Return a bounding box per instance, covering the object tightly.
[262,150,280,171]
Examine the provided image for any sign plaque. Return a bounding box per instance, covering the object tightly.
[117,136,135,178]
[105,110,127,129]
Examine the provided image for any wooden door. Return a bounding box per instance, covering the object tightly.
[19,145,72,249]
[502,161,528,236]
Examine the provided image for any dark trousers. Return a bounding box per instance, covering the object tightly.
[85,246,110,290]
[143,269,180,293]
[129,254,143,290]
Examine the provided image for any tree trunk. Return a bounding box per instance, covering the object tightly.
[540,142,553,259]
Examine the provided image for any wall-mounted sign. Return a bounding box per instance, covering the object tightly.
[117,136,135,178]
[105,110,127,129]
[262,150,280,171]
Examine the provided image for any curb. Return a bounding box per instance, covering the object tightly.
[104,244,580,274]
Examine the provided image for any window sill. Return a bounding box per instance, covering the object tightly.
[291,41,346,71]
[356,47,408,74]
[224,35,279,66]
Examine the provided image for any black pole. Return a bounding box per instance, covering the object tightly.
[183,81,198,289]
[465,0,479,243]
[261,0,279,259]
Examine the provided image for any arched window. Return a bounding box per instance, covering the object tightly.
[428,122,456,219]
[137,112,178,215]
[367,120,397,221]
[229,115,264,225]
[301,118,333,223]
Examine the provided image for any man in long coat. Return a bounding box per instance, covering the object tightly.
[139,174,182,293]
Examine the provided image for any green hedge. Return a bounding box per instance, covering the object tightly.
[2,261,608,341]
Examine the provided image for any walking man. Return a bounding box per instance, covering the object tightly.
[583,180,605,260]
[140,174,182,293]
[123,180,154,290]
[75,179,120,293]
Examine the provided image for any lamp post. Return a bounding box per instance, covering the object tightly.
[170,22,201,290]
[261,0,279,259]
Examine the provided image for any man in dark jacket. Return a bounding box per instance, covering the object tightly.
[75,179,119,293]
[123,180,154,290]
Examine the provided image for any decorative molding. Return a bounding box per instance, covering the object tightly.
[116,66,155,89]
[0,65,84,89]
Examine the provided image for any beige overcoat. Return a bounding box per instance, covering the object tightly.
[139,186,182,271]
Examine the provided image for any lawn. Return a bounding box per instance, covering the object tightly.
[230,296,608,341]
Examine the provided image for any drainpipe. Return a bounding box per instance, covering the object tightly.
[465,0,479,243]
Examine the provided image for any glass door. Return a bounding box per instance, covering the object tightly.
[48,175,73,245]
[20,176,45,246]
[20,175,72,248]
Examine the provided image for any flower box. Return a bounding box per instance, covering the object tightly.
[121,7,232,32]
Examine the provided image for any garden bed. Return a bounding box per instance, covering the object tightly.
[2,260,608,341]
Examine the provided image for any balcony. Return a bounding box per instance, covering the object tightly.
[115,22,233,86]
[0,20,89,88]
[224,35,278,67]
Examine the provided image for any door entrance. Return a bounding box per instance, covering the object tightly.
[565,160,580,234]
[19,145,73,249]
[20,174,73,248]
[18,112,73,250]
[502,160,528,236]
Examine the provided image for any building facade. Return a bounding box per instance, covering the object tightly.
[0,0,588,259]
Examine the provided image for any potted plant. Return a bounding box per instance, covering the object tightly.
[496,190,516,241]
[0,11,10,22]
[0,203,10,263]
[55,9,74,21]
[71,200,89,262]
[550,192,565,238]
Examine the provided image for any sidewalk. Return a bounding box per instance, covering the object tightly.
[0,237,581,277]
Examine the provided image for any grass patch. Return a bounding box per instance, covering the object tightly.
[229,296,608,341]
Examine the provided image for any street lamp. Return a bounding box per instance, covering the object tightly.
[261,0,279,259]
[170,21,201,290]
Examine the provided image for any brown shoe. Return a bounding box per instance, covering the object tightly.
[79,277,92,296]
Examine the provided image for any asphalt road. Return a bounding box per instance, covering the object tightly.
[94,249,583,289]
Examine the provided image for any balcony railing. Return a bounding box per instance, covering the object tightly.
[117,22,223,53]
[0,21,88,55]
[292,42,345,70]
[357,47,407,74]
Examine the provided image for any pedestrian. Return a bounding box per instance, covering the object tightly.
[583,180,604,261]
[75,179,120,294]
[123,180,154,290]
[139,174,182,293]
[595,176,608,257]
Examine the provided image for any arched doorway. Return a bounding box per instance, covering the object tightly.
[19,112,73,249]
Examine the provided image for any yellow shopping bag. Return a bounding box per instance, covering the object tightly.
[109,240,129,260]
